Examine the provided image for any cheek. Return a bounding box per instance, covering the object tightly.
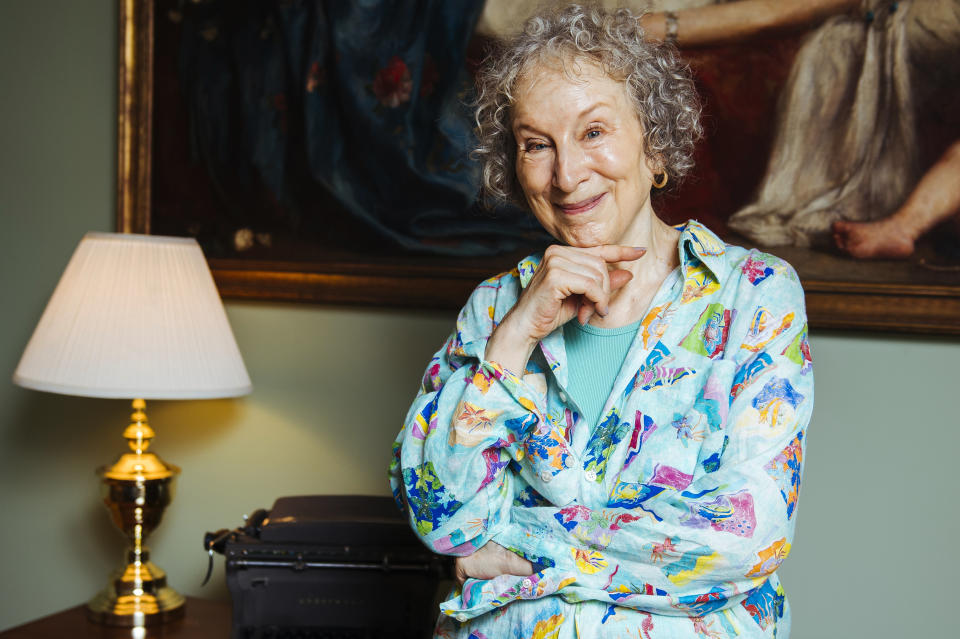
[595,145,652,193]
[590,144,620,166]
[528,203,560,238]
[516,161,550,198]
[593,141,639,176]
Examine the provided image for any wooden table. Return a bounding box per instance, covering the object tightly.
[0,598,230,639]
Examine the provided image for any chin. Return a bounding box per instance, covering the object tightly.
[552,222,605,248]
[562,237,605,249]
[563,227,614,248]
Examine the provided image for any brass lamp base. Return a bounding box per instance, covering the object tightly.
[86,546,186,626]
[87,399,185,626]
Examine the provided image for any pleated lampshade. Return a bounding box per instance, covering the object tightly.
[13,232,251,399]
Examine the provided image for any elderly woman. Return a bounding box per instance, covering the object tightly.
[389,5,813,638]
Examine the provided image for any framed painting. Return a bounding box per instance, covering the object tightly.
[117,0,960,334]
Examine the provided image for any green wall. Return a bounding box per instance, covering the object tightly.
[1,2,957,636]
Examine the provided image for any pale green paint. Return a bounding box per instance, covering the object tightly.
[1,1,957,635]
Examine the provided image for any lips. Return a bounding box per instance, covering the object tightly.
[556,193,605,215]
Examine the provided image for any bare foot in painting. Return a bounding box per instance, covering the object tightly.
[832,218,915,259]
[834,139,960,260]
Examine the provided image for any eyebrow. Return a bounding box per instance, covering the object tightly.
[513,102,613,136]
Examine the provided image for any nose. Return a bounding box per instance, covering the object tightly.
[552,143,589,192]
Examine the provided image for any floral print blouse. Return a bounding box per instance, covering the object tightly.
[389,221,813,638]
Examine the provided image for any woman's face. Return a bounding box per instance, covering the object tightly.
[512,59,657,248]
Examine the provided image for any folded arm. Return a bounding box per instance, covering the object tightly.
[390,273,581,557]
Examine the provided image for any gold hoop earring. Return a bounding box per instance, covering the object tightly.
[653,171,669,189]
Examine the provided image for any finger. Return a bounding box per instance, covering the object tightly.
[578,297,596,325]
[569,270,634,324]
[488,542,535,577]
[510,556,535,577]
[591,245,647,263]
[552,271,610,318]
[578,288,609,320]
[541,266,610,315]
[608,268,634,292]
[540,251,609,292]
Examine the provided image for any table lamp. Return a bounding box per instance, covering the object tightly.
[13,232,252,627]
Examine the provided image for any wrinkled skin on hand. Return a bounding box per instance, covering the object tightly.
[513,244,644,332]
[455,541,535,584]
[486,244,645,373]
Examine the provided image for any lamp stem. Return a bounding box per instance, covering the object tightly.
[125,398,154,455]
[86,399,184,625]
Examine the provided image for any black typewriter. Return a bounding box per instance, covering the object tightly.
[205,495,452,639]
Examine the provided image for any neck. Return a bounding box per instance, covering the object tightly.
[600,209,681,325]
[616,208,680,281]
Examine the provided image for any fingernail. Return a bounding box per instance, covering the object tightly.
[633,246,647,251]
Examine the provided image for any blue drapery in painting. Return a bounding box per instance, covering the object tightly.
[177,0,545,256]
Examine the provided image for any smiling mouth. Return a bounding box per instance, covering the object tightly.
[556,193,605,215]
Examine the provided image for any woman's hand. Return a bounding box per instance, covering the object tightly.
[454,541,534,584]
[485,244,645,372]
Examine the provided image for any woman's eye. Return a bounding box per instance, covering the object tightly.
[585,129,602,140]
[525,141,549,152]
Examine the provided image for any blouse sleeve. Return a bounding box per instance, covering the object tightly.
[438,262,814,621]
[389,274,580,557]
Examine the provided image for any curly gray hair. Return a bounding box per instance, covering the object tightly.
[474,3,702,207]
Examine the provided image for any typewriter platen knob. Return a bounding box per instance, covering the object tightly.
[243,508,270,537]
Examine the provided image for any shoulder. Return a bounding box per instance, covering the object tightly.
[460,255,531,317]
[724,246,805,308]
[720,246,808,361]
